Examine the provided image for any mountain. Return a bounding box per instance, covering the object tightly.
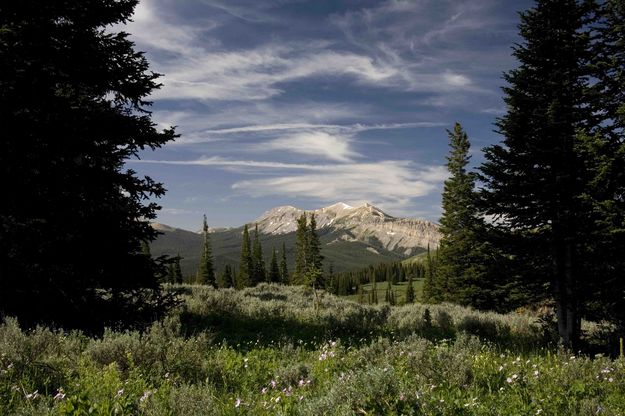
[254,202,440,255]
[149,202,440,277]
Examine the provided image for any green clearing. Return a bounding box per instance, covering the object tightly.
[1,284,624,415]
[344,278,425,304]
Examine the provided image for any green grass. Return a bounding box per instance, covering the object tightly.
[344,278,425,304]
[1,284,623,415]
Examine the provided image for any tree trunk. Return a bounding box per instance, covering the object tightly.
[553,240,579,350]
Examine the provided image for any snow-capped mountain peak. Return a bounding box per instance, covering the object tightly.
[252,202,440,254]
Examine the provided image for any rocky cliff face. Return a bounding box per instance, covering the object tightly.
[253,202,440,256]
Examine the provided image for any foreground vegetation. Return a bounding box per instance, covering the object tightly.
[1,284,624,415]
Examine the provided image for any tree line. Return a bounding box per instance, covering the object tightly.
[184,212,323,290]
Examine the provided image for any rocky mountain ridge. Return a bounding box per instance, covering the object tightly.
[252,202,440,255]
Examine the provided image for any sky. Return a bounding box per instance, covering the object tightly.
[124,0,533,231]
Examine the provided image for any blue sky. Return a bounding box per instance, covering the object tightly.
[124,0,532,230]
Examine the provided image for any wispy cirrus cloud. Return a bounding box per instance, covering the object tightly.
[125,0,491,103]
[231,162,448,214]
[131,156,448,214]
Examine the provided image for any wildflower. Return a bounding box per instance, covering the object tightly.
[608,377,614,383]
[139,390,153,403]
[512,374,519,380]
[498,366,504,371]
[601,368,612,374]
[261,387,268,394]
[270,380,277,388]
[400,393,406,401]
[275,396,281,403]
[115,388,124,398]
[299,379,305,387]
[536,409,543,415]
[506,377,513,383]
[534,370,539,377]
[54,388,66,401]
[235,398,242,408]
[25,390,39,400]
[299,395,304,401]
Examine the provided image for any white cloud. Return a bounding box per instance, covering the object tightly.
[122,0,487,102]
[132,156,448,213]
[263,131,360,162]
[231,161,447,212]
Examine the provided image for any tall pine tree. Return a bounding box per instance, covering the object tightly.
[306,213,324,289]
[251,224,266,285]
[479,0,596,348]
[293,213,309,284]
[436,123,495,309]
[237,225,253,289]
[0,0,177,331]
[269,247,281,283]
[280,242,289,284]
[197,215,216,286]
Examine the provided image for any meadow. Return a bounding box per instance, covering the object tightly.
[1,283,624,415]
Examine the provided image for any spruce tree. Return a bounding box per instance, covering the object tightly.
[223,264,236,287]
[251,224,266,285]
[0,0,177,330]
[269,247,281,283]
[293,213,308,284]
[422,245,436,302]
[405,273,415,304]
[279,242,289,284]
[237,225,253,289]
[436,123,494,308]
[173,255,183,284]
[220,265,234,288]
[479,0,596,348]
[306,213,324,289]
[583,0,625,329]
[197,215,216,286]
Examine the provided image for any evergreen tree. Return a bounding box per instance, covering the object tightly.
[269,247,281,283]
[197,215,216,286]
[582,0,625,330]
[306,213,324,289]
[220,265,234,288]
[237,225,253,289]
[479,0,596,348]
[405,273,415,304]
[422,245,436,302]
[279,242,289,284]
[251,224,266,285]
[173,255,183,284]
[0,0,177,330]
[307,215,323,267]
[436,123,495,309]
[293,213,309,284]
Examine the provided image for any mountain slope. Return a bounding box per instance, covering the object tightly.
[150,202,440,277]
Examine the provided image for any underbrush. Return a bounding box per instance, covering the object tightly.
[1,283,623,415]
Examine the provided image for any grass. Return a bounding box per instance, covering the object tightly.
[344,278,425,304]
[1,283,624,415]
